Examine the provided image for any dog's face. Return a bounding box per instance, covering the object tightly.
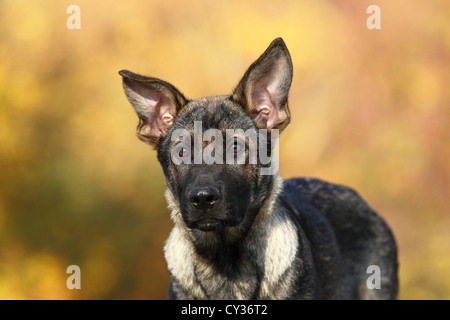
[158,97,260,232]
[120,38,293,233]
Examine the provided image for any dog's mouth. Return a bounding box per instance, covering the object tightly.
[179,182,250,232]
[191,218,223,232]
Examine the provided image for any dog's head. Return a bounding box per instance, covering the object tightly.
[119,38,293,234]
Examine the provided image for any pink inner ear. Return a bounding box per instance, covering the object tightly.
[161,112,175,126]
[251,84,282,130]
[139,95,175,139]
[252,104,285,130]
[248,62,289,130]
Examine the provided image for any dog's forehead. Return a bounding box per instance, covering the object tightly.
[186,95,229,110]
[175,95,254,131]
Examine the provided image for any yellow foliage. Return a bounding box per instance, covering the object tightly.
[1,0,449,299]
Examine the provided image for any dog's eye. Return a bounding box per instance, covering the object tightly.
[226,138,245,158]
[179,147,188,157]
[229,139,245,154]
[232,142,241,153]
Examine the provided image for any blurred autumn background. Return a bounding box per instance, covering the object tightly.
[0,0,449,299]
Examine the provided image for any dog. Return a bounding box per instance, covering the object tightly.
[119,38,398,299]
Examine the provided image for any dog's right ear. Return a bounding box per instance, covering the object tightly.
[119,70,187,148]
[232,38,293,133]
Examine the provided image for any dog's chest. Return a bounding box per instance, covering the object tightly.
[164,226,260,299]
[164,212,299,299]
[194,253,260,299]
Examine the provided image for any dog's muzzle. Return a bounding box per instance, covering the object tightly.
[186,186,225,231]
[188,186,220,211]
[182,181,240,231]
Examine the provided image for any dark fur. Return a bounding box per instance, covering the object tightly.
[119,38,398,299]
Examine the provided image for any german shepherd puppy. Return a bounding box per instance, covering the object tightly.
[119,38,398,299]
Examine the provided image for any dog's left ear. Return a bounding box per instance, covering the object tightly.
[119,70,187,148]
[233,38,293,132]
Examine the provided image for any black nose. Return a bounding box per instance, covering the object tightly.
[188,187,220,210]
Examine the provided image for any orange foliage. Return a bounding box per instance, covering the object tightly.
[0,0,449,299]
